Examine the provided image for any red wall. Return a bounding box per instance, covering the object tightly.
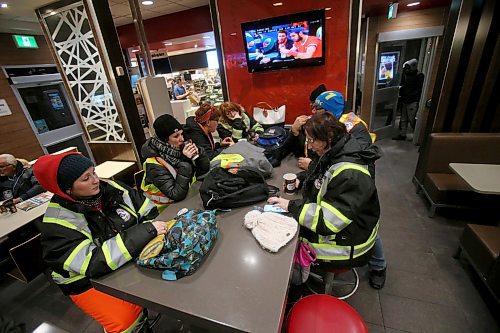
[117,6,213,48]
[217,0,350,123]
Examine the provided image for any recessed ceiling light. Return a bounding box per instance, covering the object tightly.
[132,49,139,52]
[142,1,154,5]
[407,2,420,6]
[230,32,237,36]
[202,36,210,39]
[164,42,172,46]
[194,44,198,48]
[273,2,283,6]
[326,17,332,20]
[325,7,331,11]
[0,3,8,8]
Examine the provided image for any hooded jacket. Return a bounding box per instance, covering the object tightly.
[0,161,44,201]
[288,134,380,263]
[140,138,210,207]
[400,58,424,104]
[217,113,264,142]
[33,153,159,295]
[183,116,222,160]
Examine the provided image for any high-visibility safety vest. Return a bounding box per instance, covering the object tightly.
[298,162,379,261]
[219,113,263,140]
[141,157,177,211]
[339,112,377,143]
[44,180,156,286]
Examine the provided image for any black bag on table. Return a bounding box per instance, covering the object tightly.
[199,166,275,209]
[256,126,290,167]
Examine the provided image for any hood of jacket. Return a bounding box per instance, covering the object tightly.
[141,138,160,159]
[322,133,380,167]
[403,58,418,73]
[183,116,203,136]
[33,152,80,202]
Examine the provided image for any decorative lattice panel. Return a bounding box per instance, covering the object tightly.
[44,3,126,142]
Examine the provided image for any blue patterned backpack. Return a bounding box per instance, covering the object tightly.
[137,209,218,280]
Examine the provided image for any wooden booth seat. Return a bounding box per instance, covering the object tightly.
[459,224,500,302]
[415,133,500,216]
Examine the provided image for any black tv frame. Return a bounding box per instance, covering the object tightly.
[241,9,326,73]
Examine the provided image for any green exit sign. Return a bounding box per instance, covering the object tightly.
[12,35,39,48]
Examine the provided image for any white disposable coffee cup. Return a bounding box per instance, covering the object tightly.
[283,173,297,194]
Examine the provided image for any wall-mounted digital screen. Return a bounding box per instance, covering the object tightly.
[241,9,325,73]
[378,52,400,84]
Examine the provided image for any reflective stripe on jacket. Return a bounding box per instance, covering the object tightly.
[298,162,378,261]
[141,157,177,210]
[219,113,263,140]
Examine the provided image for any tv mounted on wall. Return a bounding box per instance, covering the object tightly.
[241,9,325,73]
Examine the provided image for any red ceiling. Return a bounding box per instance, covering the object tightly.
[362,0,451,17]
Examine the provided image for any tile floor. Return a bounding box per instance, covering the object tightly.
[0,139,498,332]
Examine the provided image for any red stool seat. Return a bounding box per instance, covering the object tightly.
[287,294,368,333]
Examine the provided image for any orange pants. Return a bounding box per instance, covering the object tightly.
[70,287,144,333]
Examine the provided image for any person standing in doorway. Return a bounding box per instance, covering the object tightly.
[393,59,424,140]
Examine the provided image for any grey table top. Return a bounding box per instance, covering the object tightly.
[449,163,500,195]
[92,156,302,333]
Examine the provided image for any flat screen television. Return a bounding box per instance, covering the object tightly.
[377,52,400,85]
[241,9,325,73]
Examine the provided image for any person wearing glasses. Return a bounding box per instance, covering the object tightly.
[217,102,264,143]
[269,112,380,284]
[0,153,43,205]
[183,102,234,160]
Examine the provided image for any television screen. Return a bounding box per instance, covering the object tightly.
[241,9,325,73]
[377,52,400,84]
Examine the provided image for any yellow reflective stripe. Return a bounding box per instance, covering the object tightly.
[80,252,92,276]
[43,217,92,240]
[51,270,86,285]
[232,128,243,139]
[320,201,352,233]
[119,204,138,218]
[116,234,132,261]
[47,202,85,217]
[332,164,371,178]
[299,203,320,232]
[102,242,118,270]
[63,239,91,272]
[370,132,377,143]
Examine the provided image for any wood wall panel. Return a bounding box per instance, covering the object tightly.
[361,7,449,126]
[0,33,54,160]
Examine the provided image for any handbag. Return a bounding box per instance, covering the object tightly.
[253,102,286,128]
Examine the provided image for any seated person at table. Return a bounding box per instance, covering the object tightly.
[0,153,43,204]
[141,114,209,211]
[217,102,264,143]
[269,112,380,275]
[33,152,168,333]
[183,103,234,160]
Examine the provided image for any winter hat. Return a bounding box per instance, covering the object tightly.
[57,154,94,192]
[244,210,298,253]
[314,91,345,119]
[153,114,182,141]
[309,84,327,102]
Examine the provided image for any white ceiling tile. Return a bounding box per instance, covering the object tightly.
[148,3,187,14]
[113,16,133,26]
[171,0,208,8]
[109,3,131,17]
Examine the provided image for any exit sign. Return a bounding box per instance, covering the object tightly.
[12,35,39,48]
[388,2,399,19]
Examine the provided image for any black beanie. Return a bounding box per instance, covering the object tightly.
[153,114,182,141]
[57,154,94,191]
[309,84,327,102]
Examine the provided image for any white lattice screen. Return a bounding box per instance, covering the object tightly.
[43,2,126,142]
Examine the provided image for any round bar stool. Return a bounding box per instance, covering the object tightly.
[307,266,360,300]
[287,294,368,333]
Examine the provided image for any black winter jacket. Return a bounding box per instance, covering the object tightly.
[288,134,380,249]
[183,116,222,160]
[141,138,210,202]
[38,181,159,295]
[0,161,44,201]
